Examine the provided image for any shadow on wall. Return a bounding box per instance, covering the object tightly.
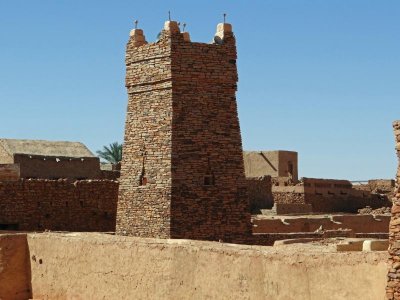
[0,233,32,300]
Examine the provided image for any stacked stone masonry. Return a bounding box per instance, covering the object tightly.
[246,176,273,212]
[0,179,118,232]
[387,120,400,299]
[116,21,252,242]
[272,178,390,214]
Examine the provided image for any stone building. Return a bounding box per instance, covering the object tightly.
[0,139,100,180]
[0,138,119,232]
[116,20,252,241]
[387,120,400,299]
[244,150,298,182]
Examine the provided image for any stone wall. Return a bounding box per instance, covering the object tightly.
[0,179,118,231]
[253,214,390,234]
[117,21,251,242]
[246,176,273,212]
[387,120,400,299]
[0,163,20,181]
[272,179,390,214]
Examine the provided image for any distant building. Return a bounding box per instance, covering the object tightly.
[243,150,298,182]
[0,138,100,180]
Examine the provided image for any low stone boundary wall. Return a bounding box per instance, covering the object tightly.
[272,185,390,213]
[272,203,313,214]
[0,179,118,231]
[0,232,388,300]
[252,214,390,234]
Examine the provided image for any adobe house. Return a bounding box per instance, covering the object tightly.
[0,138,101,180]
[243,150,298,183]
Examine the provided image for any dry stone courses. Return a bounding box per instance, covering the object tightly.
[387,120,400,299]
[116,21,252,242]
[0,179,118,232]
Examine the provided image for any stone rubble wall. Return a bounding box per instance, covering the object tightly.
[246,176,273,212]
[387,120,400,299]
[116,28,174,238]
[253,214,390,234]
[271,184,390,213]
[0,179,118,232]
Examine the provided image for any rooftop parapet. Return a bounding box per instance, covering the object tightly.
[127,19,235,47]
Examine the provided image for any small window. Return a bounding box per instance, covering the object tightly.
[140,176,147,186]
[203,175,215,186]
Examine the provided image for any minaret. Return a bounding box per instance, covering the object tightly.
[116,19,251,242]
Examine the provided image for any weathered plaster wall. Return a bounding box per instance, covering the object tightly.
[14,154,101,180]
[243,150,298,181]
[12,232,386,300]
[0,234,31,300]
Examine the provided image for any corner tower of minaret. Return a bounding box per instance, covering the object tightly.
[116,20,251,242]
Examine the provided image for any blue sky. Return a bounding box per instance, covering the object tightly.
[0,1,399,180]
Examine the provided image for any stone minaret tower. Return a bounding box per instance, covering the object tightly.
[116,20,251,242]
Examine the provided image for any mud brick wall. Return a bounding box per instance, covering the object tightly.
[246,176,273,212]
[387,120,400,299]
[117,22,252,242]
[0,179,118,231]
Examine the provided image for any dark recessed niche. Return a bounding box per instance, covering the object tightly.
[203,175,215,186]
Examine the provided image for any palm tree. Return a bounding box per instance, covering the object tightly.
[96,142,122,164]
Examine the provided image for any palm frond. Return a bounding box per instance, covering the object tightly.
[97,142,123,163]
